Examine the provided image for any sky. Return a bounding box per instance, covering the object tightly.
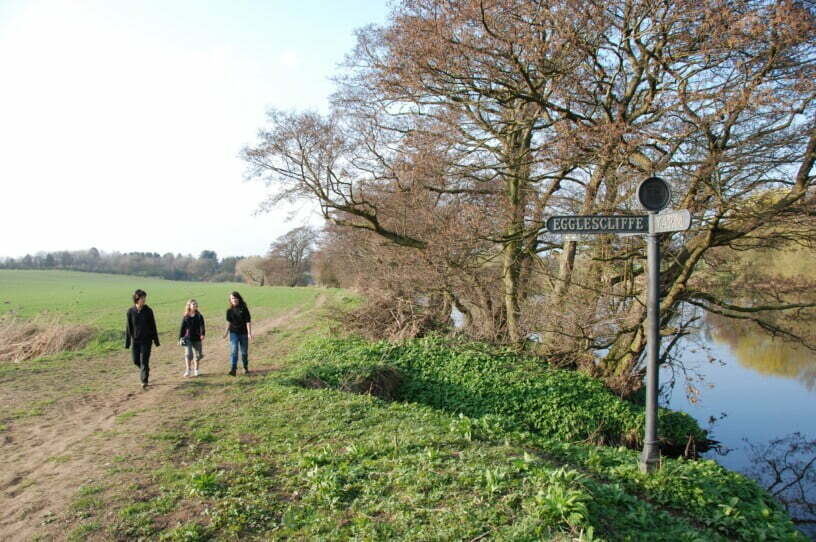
[0,0,391,259]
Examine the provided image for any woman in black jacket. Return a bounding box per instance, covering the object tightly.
[125,289,160,389]
[223,291,252,376]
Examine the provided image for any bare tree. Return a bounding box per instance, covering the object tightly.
[265,226,317,286]
[236,256,268,286]
[244,0,816,390]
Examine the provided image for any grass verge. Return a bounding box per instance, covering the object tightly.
[79,368,802,541]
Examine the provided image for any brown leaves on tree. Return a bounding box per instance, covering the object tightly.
[245,0,816,393]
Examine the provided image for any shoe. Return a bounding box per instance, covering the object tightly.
[194,369,200,377]
[183,370,190,377]
[228,369,236,377]
[142,382,148,390]
[243,368,249,375]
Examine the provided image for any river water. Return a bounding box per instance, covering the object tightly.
[661,319,816,536]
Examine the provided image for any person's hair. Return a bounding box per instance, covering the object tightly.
[132,289,147,304]
[184,299,199,317]
[229,291,247,310]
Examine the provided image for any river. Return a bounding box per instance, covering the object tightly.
[661,318,816,537]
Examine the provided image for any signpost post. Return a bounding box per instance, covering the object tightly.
[636,177,672,473]
[545,176,691,474]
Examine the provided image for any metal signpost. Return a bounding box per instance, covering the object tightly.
[545,177,691,474]
[637,177,670,473]
[652,209,691,235]
[546,215,649,235]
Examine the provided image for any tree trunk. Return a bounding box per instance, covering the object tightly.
[502,236,522,343]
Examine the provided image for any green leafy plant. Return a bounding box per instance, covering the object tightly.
[290,335,705,451]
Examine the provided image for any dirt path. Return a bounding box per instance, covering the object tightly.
[0,311,297,541]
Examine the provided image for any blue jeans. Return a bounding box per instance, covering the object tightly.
[229,332,248,370]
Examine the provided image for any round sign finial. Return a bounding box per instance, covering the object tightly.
[637,177,671,212]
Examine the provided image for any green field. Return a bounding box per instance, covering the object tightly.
[0,269,330,340]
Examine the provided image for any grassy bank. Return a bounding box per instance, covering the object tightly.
[89,374,801,541]
[287,336,705,452]
[68,335,802,541]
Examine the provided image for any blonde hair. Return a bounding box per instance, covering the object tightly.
[184,299,199,317]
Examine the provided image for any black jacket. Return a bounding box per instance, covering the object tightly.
[179,313,206,341]
[125,305,160,348]
[226,305,251,335]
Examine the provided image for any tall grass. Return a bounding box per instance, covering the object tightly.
[0,315,95,362]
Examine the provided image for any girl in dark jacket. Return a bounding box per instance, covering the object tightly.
[125,289,160,389]
[179,299,205,377]
[223,291,252,376]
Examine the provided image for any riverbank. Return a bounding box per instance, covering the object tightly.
[29,329,798,540]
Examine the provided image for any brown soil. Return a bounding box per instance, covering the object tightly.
[0,311,299,541]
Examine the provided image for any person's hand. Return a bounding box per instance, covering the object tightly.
[248,334,253,342]
[200,335,205,342]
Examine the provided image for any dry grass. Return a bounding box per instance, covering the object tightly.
[331,292,444,342]
[0,315,95,362]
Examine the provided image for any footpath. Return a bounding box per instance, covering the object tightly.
[0,313,292,541]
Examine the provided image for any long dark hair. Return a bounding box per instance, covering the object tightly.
[229,291,247,311]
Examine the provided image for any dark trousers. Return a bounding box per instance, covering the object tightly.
[132,342,152,384]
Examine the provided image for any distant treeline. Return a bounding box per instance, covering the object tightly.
[0,248,243,282]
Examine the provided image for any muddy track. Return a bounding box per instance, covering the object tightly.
[0,311,297,541]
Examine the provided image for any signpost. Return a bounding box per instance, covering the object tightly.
[638,176,672,212]
[546,177,690,474]
[546,215,648,235]
[638,177,668,474]
[651,209,691,235]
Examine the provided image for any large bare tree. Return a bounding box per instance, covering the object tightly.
[244,0,816,389]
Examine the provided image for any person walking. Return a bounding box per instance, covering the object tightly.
[179,299,205,377]
[223,291,252,376]
[125,289,160,389]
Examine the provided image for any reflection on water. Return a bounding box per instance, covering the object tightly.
[707,314,816,392]
[743,433,816,537]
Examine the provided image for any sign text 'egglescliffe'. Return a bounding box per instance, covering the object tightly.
[546,215,648,234]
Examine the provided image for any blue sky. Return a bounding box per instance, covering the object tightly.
[0,1,390,259]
